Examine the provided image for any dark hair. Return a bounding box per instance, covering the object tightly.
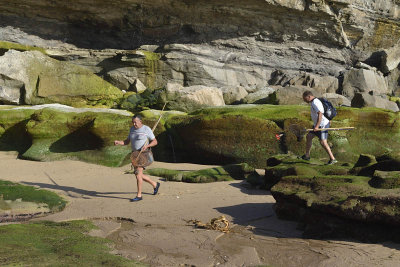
[302,90,313,98]
[132,114,142,121]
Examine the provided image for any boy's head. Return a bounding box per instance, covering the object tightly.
[302,90,314,103]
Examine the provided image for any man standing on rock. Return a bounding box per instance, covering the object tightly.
[301,91,337,165]
[114,115,160,202]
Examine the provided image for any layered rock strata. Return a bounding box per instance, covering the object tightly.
[0,0,399,109]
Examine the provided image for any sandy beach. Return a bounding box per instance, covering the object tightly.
[1,151,400,266]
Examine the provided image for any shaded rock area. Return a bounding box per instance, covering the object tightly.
[265,154,400,242]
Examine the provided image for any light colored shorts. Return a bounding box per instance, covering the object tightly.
[311,123,330,140]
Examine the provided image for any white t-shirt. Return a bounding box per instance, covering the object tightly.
[128,125,155,151]
[311,98,329,127]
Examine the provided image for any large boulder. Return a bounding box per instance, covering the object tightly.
[243,87,276,104]
[160,83,225,112]
[288,73,339,94]
[351,92,399,112]
[380,46,400,74]
[0,50,123,107]
[269,70,339,94]
[387,67,400,96]
[104,67,137,92]
[342,68,389,98]
[272,86,319,105]
[322,93,351,107]
[220,86,248,105]
[0,74,24,104]
[133,79,147,93]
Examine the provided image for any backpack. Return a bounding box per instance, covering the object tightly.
[317,97,337,120]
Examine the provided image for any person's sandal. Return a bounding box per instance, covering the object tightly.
[153,182,160,195]
[130,196,143,202]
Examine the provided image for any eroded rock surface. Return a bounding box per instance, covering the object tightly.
[0,0,399,110]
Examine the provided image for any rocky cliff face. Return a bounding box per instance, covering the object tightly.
[0,0,400,103]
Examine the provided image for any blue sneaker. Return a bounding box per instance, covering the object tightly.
[130,196,142,202]
[153,182,160,195]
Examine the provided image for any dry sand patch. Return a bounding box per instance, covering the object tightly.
[1,152,400,266]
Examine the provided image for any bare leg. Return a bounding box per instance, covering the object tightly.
[320,139,335,160]
[142,174,157,188]
[135,167,156,197]
[135,168,143,197]
[305,132,315,157]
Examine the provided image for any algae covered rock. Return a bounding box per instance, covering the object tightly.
[268,154,400,242]
[145,163,254,183]
[168,114,281,168]
[271,174,400,241]
[0,50,123,107]
[120,89,161,111]
[357,159,400,177]
[1,103,399,170]
[0,105,135,166]
[264,154,351,189]
[370,170,400,189]
[353,154,377,168]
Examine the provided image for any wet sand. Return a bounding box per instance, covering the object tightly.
[1,151,400,266]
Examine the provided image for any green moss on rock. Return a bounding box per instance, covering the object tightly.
[145,163,254,183]
[271,174,400,224]
[1,50,123,107]
[168,114,282,167]
[21,108,133,166]
[370,170,400,189]
[0,41,46,54]
[141,50,161,90]
[263,154,353,189]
